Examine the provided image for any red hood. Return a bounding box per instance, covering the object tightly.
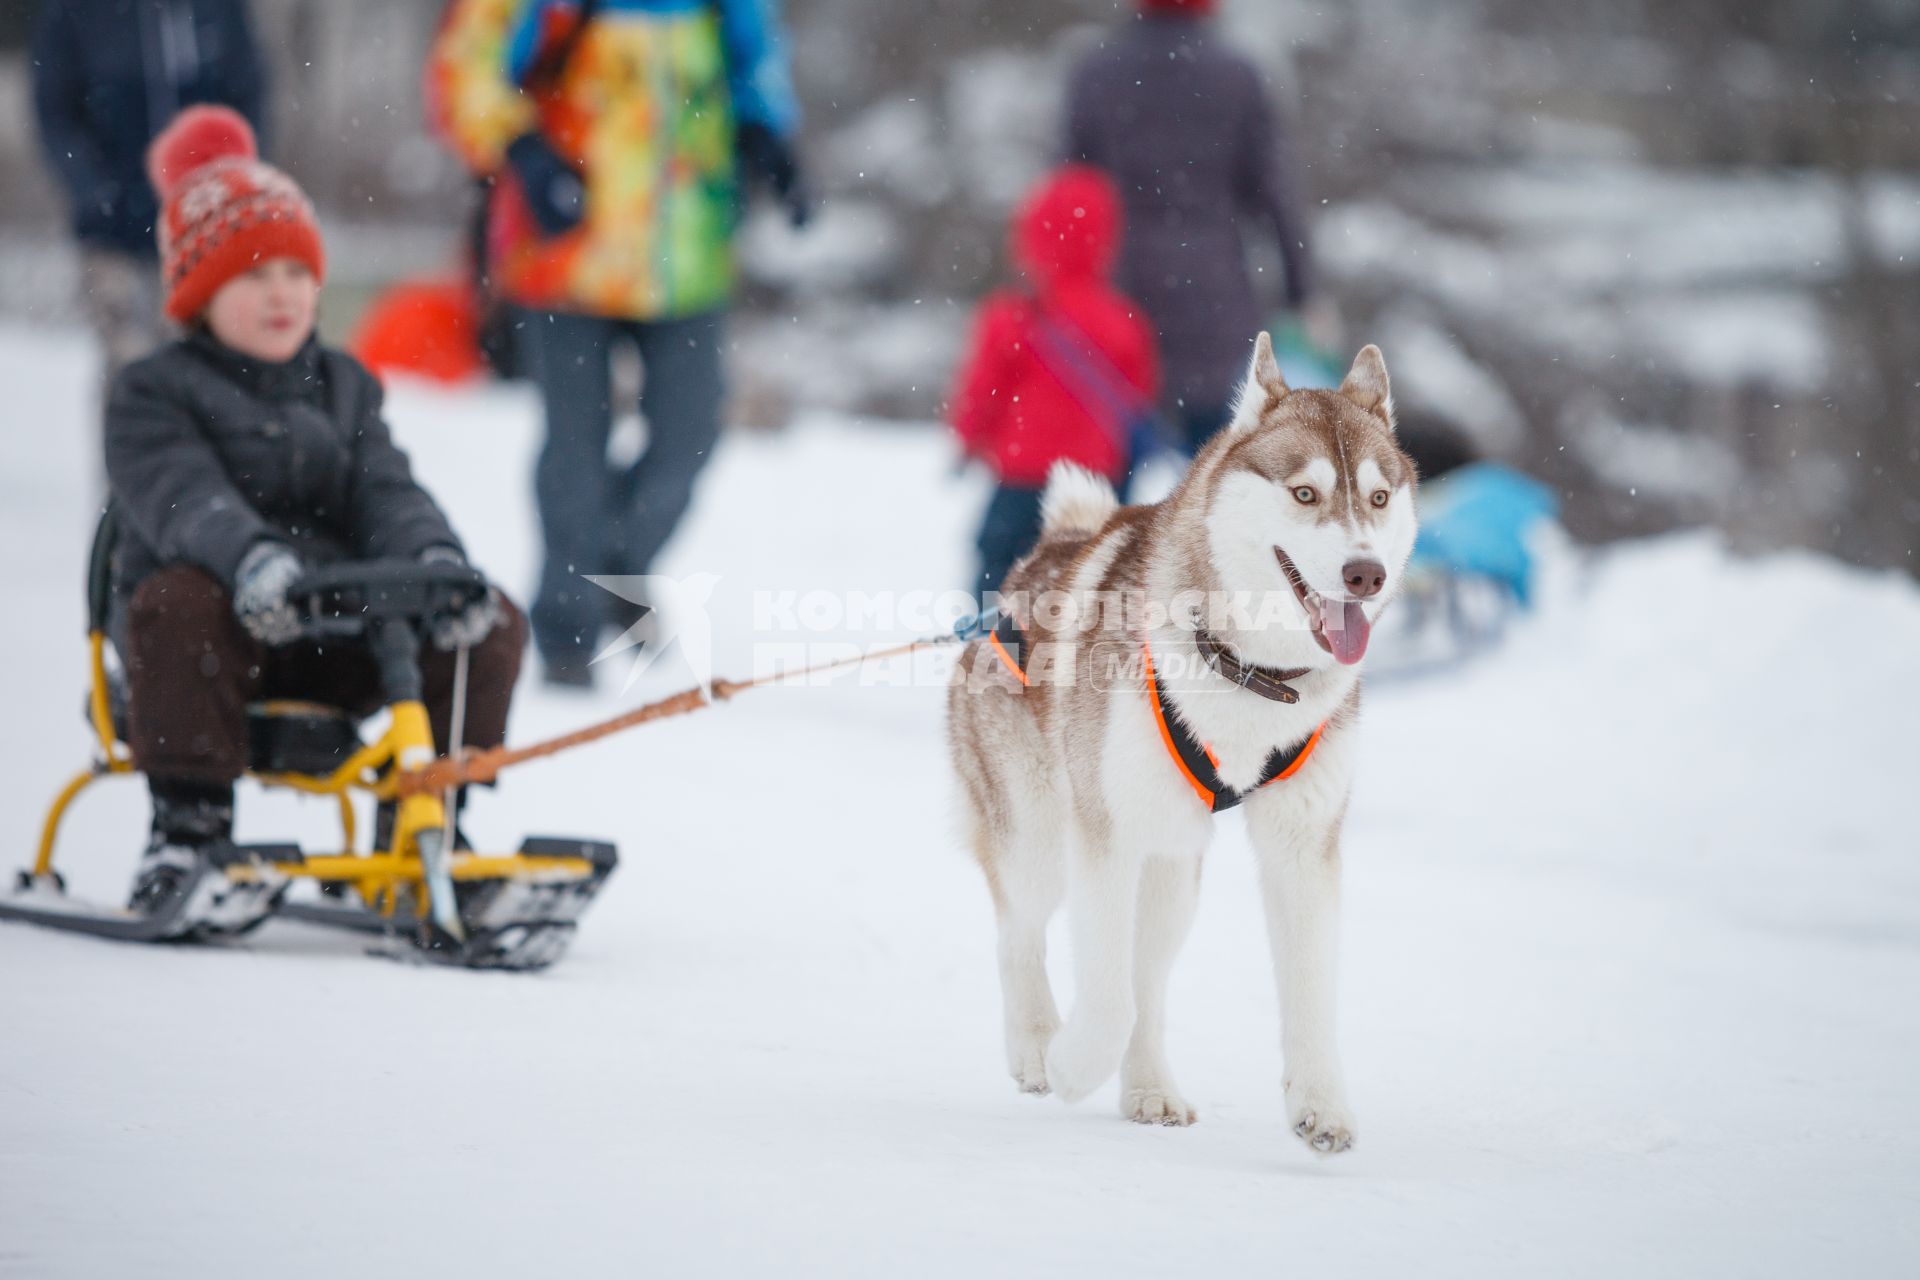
[1012,166,1121,292]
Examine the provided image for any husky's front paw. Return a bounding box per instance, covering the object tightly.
[1044,1015,1127,1103]
[1285,1080,1355,1154]
[1122,1085,1197,1127]
[1006,1027,1054,1095]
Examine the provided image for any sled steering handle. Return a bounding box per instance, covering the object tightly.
[367,618,424,706]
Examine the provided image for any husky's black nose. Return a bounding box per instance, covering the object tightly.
[1343,558,1387,599]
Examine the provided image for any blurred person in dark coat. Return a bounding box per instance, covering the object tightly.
[31,0,268,382]
[1066,0,1327,453]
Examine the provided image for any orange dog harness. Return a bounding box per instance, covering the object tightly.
[986,616,1324,813]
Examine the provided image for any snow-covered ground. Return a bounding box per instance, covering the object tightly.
[2,323,1916,1276]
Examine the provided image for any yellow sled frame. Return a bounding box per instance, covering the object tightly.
[36,630,595,921]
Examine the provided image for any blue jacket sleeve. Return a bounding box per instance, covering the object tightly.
[716,0,799,135]
[30,1,111,211]
[506,0,561,87]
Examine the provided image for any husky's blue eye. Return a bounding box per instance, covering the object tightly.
[1293,486,1317,504]
[1371,490,1390,508]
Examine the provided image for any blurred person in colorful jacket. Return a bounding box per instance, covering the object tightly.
[428,0,805,688]
[31,0,268,383]
[1065,0,1326,453]
[949,166,1159,599]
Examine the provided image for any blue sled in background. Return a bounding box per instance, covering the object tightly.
[1372,462,1561,677]
[1411,462,1559,605]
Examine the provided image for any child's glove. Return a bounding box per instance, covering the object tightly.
[232,541,306,646]
[420,546,503,651]
[737,122,811,229]
[505,132,586,237]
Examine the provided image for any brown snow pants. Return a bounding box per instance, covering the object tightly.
[124,566,526,786]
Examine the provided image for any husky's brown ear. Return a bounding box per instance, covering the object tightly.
[1229,331,1290,431]
[1339,344,1394,427]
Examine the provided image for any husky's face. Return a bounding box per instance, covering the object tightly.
[1203,338,1418,666]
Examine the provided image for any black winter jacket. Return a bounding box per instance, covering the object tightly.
[105,330,462,605]
[32,0,268,256]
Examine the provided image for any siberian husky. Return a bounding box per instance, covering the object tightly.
[947,335,1416,1151]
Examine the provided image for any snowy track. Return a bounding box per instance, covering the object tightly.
[2,325,1915,1276]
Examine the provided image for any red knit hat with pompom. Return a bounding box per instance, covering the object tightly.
[147,105,326,322]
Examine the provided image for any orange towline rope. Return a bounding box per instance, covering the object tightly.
[400,636,943,795]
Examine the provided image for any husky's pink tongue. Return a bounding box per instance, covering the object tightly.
[1320,598,1371,665]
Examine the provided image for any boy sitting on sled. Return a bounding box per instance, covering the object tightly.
[106,106,525,910]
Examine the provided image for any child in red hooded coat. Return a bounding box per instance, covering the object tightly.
[949,166,1159,597]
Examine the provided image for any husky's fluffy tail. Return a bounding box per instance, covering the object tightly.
[1039,463,1119,537]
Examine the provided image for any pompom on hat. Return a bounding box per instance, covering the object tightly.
[146,105,326,322]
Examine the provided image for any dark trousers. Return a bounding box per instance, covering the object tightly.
[520,308,725,663]
[975,483,1046,600]
[972,411,1223,596]
[973,466,1138,599]
[1177,402,1233,454]
[124,566,526,786]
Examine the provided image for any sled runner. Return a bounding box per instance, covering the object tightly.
[0,513,617,971]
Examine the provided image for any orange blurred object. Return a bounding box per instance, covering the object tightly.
[350,278,486,384]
